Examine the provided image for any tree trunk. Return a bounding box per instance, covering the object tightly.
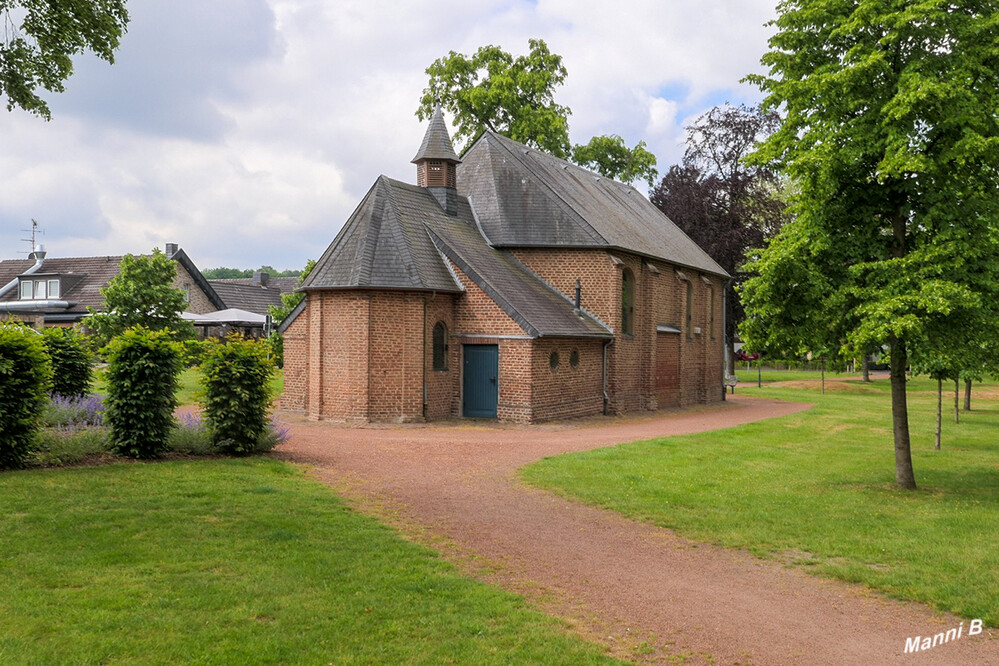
[954,378,959,425]
[964,378,972,411]
[861,355,870,382]
[890,337,917,488]
[935,376,942,450]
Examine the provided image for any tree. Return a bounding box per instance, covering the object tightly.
[419,39,658,184]
[86,248,194,346]
[268,258,315,325]
[650,104,787,374]
[742,1,999,489]
[1,0,129,119]
[571,135,658,187]
[419,39,572,158]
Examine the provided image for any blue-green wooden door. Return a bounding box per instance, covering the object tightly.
[463,344,498,418]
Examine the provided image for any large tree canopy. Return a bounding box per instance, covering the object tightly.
[418,39,658,185]
[651,104,787,371]
[1,0,129,119]
[741,0,999,489]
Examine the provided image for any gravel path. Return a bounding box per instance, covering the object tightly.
[275,396,997,664]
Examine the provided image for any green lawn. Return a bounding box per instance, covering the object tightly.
[521,375,999,626]
[93,366,284,407]
[0,459,618,665]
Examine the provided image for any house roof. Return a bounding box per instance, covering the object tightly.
[427,214,611,339]
[208,281,287,315]
[302,176,611,339]
[0,255,129,313]
[302,176,465,293]
[0,247,225,317]
[412,107,461,164]
[458,131,728,277]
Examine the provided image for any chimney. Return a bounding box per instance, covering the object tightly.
[29,244,46,261]
[412,106,461,215]
[165,242,178,257]
[253,271,270,286]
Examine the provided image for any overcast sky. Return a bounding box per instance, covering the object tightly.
[0,0,777,271]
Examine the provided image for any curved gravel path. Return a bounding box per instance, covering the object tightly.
[275,396,997,664]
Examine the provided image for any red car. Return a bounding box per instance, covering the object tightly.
[735,349,760,361]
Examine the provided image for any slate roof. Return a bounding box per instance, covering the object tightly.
[458,131,728,277]
[302,176,611,339]
[302,176,465,293]
[412,107,461,164]
[427,214,611,339]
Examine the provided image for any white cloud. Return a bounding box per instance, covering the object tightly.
[0,0,777,270]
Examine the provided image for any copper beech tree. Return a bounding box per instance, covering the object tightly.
[650,104,788,375]
[740,0,999,489]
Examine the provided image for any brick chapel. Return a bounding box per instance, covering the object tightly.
[279,109,728,423]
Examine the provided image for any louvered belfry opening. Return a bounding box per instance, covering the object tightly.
[412,107,461,214]
[417,159,456,188]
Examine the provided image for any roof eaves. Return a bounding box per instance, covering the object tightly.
[425,227,540,338]
[170,249,226,309]
[276,298,307,334]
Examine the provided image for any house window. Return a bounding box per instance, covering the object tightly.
[621,268,635,335]
[686,280,694,340]
[19,280,32,300]
[432,321,448,371]
[569,349,579,368]
[48,279,60,299]
[183,283,191,304]
[549,350,560,371]
[34,280,46,300]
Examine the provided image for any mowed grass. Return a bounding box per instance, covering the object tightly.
[93,366,284,407]
[521,374,999,626]
[0,459,618,665]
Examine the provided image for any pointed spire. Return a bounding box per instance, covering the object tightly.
[412,106,461,164]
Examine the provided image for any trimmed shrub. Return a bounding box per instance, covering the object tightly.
[180,338,210,368]
[104,327,181,458]
[201,335,274,455]
[0,323,53,468]
[42,327,93,398]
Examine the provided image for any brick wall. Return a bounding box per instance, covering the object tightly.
[280,307,309,412]
[173,264,215,314]
[530,338,605,421]
[424,294,458,419]
[280,249,724,424]
[367,292,425,422]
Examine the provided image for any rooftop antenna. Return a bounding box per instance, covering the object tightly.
[19,219,44,256]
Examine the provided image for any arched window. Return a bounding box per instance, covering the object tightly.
[432,321,448,371]
[621,268,635,335]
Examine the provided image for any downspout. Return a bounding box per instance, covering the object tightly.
[602,337,613,415]
[422,293,431,420]
[0,245,46,298]
[722,278,732,402]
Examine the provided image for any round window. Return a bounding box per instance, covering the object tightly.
[549,350,560,371]
[570,349,579,368]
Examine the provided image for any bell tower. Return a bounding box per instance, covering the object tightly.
[412,106,461,214]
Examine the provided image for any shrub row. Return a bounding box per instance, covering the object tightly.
[1,323,277,468]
